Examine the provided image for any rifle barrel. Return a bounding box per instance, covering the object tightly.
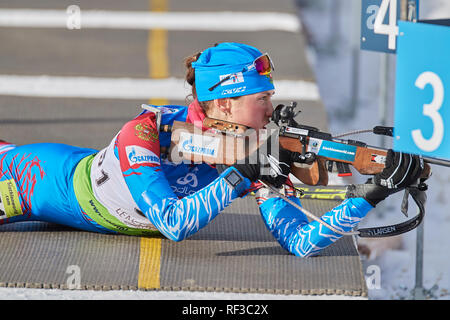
[423,156,450,168]
[366,143,450,168]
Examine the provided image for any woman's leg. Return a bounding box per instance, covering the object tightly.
[0,142,108,233]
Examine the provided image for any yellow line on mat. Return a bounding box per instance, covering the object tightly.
[138,237,162,289]
[138,0,168,290]
[147,0,169,106]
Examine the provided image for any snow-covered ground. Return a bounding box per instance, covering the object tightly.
[1,0,449,301]
[0,287,363,300]
[298,0,450,300]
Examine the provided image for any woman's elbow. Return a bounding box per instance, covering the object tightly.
[161,227,188,242]
[169,233,186,242]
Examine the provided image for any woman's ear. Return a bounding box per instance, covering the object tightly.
[214,98,232,116]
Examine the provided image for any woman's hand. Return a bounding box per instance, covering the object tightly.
[374,149,424,189]
[346,150,424,207]
[217,147,315,189]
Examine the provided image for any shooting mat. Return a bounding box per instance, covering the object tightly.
[0,186,367,297]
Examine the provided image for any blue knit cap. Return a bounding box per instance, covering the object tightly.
[191,42,275,102]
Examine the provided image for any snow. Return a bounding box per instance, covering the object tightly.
[0,287,363,300]
[1,0,449,301]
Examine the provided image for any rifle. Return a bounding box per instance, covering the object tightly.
[272,102,446,185]
[166,102,450,237]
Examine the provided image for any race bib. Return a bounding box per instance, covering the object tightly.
[0,179,23,220]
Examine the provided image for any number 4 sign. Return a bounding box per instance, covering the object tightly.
[394,22,450,160]
[361,0,419,53]
[374,0,399,50]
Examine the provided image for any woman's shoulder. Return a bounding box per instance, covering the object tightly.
[137,104,189,124]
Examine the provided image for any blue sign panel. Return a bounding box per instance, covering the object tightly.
[361,0,419,53]
[394,21,450,160]
[361,0,400,53]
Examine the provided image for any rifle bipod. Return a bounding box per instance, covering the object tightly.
[259,180,427,238]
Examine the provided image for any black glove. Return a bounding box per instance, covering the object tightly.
[217,147,314,188]
[258,147,292,188]
[346,179,400,207]
[346,150,424,207]
[216,159,260,182]
[374,149,424,189]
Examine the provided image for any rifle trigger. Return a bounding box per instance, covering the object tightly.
[401,188,410,217]
[298,136,307,156]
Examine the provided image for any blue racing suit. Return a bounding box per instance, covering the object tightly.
[0,101,373,257]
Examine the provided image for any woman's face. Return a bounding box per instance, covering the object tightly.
[226,90,275,130]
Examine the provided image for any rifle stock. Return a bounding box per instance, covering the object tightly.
[290,157,329,186]
[167,120,262,166]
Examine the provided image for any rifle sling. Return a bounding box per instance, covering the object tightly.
[356,187,426,238]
